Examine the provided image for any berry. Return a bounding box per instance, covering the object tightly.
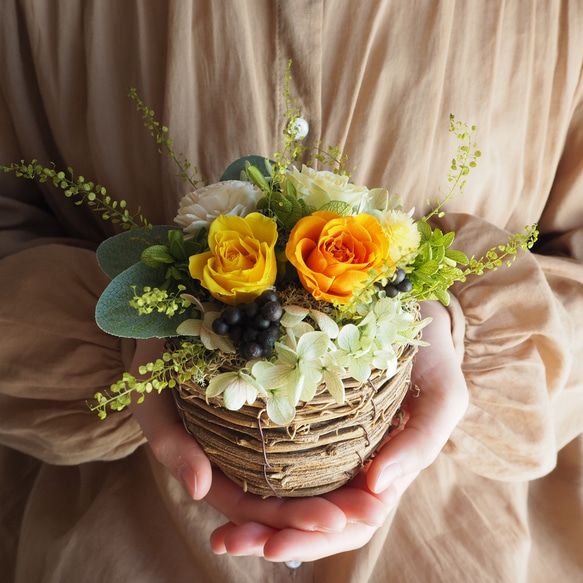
[384,284,399,298]
[261,345,274,358]
[243,328,258,343]
[261,301,283,322]
[258,325,280,347]
[257,289,278,305]
[228,326,243,343]
[212,317,229,336]
[392,268,406,285]
[240,302,259,319]
[223,306,242,325]
[241,342,263,360]
[397,278,412,293]
[253,315,271,330]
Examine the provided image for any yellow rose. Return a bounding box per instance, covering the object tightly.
[189,213,278,305]
[285,211,393,304]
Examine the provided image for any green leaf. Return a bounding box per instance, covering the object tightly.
[285,178,297,198]
[271,191,304,229]
[412,272,435,286]
[97,226,178,279]
[167,229,185,259]
[246,165,270,192]
[141,245,175,267]
[445,249,469,265]
[433,287,451,306]
[417,220,433,240]
[318,200,354,216]
[442,231,455,248]
[220,155,274,182]
[416,259,442,275]
[95,262,190,338]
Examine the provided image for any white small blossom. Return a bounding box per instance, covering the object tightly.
[207,371,265,411]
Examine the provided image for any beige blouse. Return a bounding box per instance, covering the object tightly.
[1,1,582,581]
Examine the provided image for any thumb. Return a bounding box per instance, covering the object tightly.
[128,340,213,500]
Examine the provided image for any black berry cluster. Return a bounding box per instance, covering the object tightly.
[212,290,283,360]
[378,268,412,298]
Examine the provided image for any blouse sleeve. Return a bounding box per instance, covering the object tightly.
[439,80,583,480]
[0,83,145,466]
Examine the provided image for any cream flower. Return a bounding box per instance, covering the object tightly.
[287,165,374,212]
[375,209,421,265]
[174,180,262,233]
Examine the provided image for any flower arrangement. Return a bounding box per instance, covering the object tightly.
[2,71,538,431]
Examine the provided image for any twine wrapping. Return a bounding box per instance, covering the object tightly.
[172,340,417,498]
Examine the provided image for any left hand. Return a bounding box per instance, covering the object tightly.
[210,301,469,562]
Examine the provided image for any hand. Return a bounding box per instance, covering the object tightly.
[127,339,348,538]
[212,301,469,561]
[129,301,469,562]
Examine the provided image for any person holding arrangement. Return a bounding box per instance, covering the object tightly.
[1,2,582,582]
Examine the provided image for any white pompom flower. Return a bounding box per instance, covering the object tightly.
[174,180,263,233]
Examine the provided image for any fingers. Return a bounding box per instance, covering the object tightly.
[322,481,395,527]
[205,471,347,533]
[263,522,377,562]
[211,522,277,557]
[211,520,378,562]
[208,471,404,562]
[128,344,347,533]
[128,339,213,500]
[130,388,214,499]
[367,381,465,493]
[366,302,469,494]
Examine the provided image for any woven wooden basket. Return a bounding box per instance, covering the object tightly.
[172,339,417,498]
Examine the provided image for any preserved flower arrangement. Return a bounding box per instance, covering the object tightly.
[2,68,538,496]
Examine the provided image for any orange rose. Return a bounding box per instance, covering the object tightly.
[285,211,393,304]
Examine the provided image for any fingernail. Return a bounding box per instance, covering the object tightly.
[374,463,402,492]
[178,463,197,499]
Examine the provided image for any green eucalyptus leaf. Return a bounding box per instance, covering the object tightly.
[95,262,190,338]
[97,225,178,279]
